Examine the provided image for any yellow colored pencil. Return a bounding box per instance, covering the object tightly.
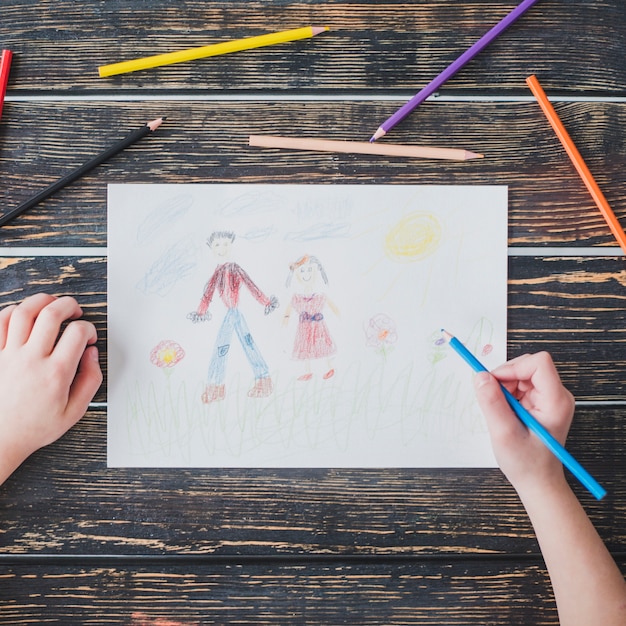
[99,26,329,78]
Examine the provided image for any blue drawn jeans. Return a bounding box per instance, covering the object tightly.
[207,307,269,385]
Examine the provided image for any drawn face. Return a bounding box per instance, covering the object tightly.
[210,237,232,258]
[296,261,316,285]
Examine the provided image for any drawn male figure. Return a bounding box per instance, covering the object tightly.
[188,231,278,403]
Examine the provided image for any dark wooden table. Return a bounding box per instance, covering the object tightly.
[1,1,625,623]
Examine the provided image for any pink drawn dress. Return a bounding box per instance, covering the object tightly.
[291,293,336,360]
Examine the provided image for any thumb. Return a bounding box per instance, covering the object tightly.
[66,345,103,422]
[474,371,525,445]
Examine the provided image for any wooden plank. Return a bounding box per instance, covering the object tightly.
[0,2,622,621]
[0,255,623,400]
[1,101,625,247]
[507,255,626,398]
[0,559,569,625]
[0,405,623,556]
[0,1,624,94]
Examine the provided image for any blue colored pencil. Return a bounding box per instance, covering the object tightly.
[442,330,606,500]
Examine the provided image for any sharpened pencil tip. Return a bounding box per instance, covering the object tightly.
[147,117,166,132]
[312,26,330,36]
[440,329,452,341]
[370,127,386,142]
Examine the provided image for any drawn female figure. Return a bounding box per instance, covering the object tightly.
[282,255,339,381]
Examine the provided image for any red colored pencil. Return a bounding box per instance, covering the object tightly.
[0,49,13,121]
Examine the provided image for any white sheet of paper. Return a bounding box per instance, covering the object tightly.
[107,183,508,468]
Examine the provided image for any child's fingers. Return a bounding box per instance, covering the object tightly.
[0,304,17,350]
[4,294,57,348]
[488,352,574,438]
[28,296,83,355]
[50,319,99,377]
[474,371,528,447]
[65,346,103,421]
[489,353,533,380]
[491,352,565,401]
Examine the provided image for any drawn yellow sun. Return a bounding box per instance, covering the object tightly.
[384,211,442,262]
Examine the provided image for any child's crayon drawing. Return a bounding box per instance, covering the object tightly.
[282,254,339,381]
[107,183,508,468]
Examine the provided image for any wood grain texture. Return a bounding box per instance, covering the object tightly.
[0,255,623,401]
[1,100,625,247]
[0,400,623,557]
[0,0,624,94]
[0,559,577,625]
[0,2,624,622]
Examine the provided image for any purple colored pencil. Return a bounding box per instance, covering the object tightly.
[370,0,542,142]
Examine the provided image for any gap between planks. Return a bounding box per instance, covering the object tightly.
[5,93,626,104]
[0,247,623,257]
[4,552,625,566]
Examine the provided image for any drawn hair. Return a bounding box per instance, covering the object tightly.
[207,230,236,247]
[286,254,328,287]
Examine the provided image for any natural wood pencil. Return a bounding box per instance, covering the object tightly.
[249,135,483,161]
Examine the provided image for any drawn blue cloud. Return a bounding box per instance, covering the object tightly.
[285,222,351,242]
[136,194,194,245]
[137,237,198,297]
[220,191,284,217]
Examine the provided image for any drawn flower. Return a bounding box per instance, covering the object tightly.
[365,313,398,356]
[428,331,447,365]
[481,343,493,357]
[150,340,185,369]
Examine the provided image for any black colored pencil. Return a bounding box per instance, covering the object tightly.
[0,117,166,228]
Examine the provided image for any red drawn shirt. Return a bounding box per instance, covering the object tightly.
[196,262,271,315]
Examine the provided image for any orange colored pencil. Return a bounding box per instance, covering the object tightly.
[0,49,13,121]
[526,74,626,254]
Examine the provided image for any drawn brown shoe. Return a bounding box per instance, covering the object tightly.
[201,384,225,403]
[247,377,273,398]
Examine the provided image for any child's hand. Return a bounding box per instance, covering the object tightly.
[265,295,279,315]
[474,352,575,494]
[0,294,103,484]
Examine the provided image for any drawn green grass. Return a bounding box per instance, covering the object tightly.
[123,356,485,466]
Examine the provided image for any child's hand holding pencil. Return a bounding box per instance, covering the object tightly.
[473,351,575,493]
